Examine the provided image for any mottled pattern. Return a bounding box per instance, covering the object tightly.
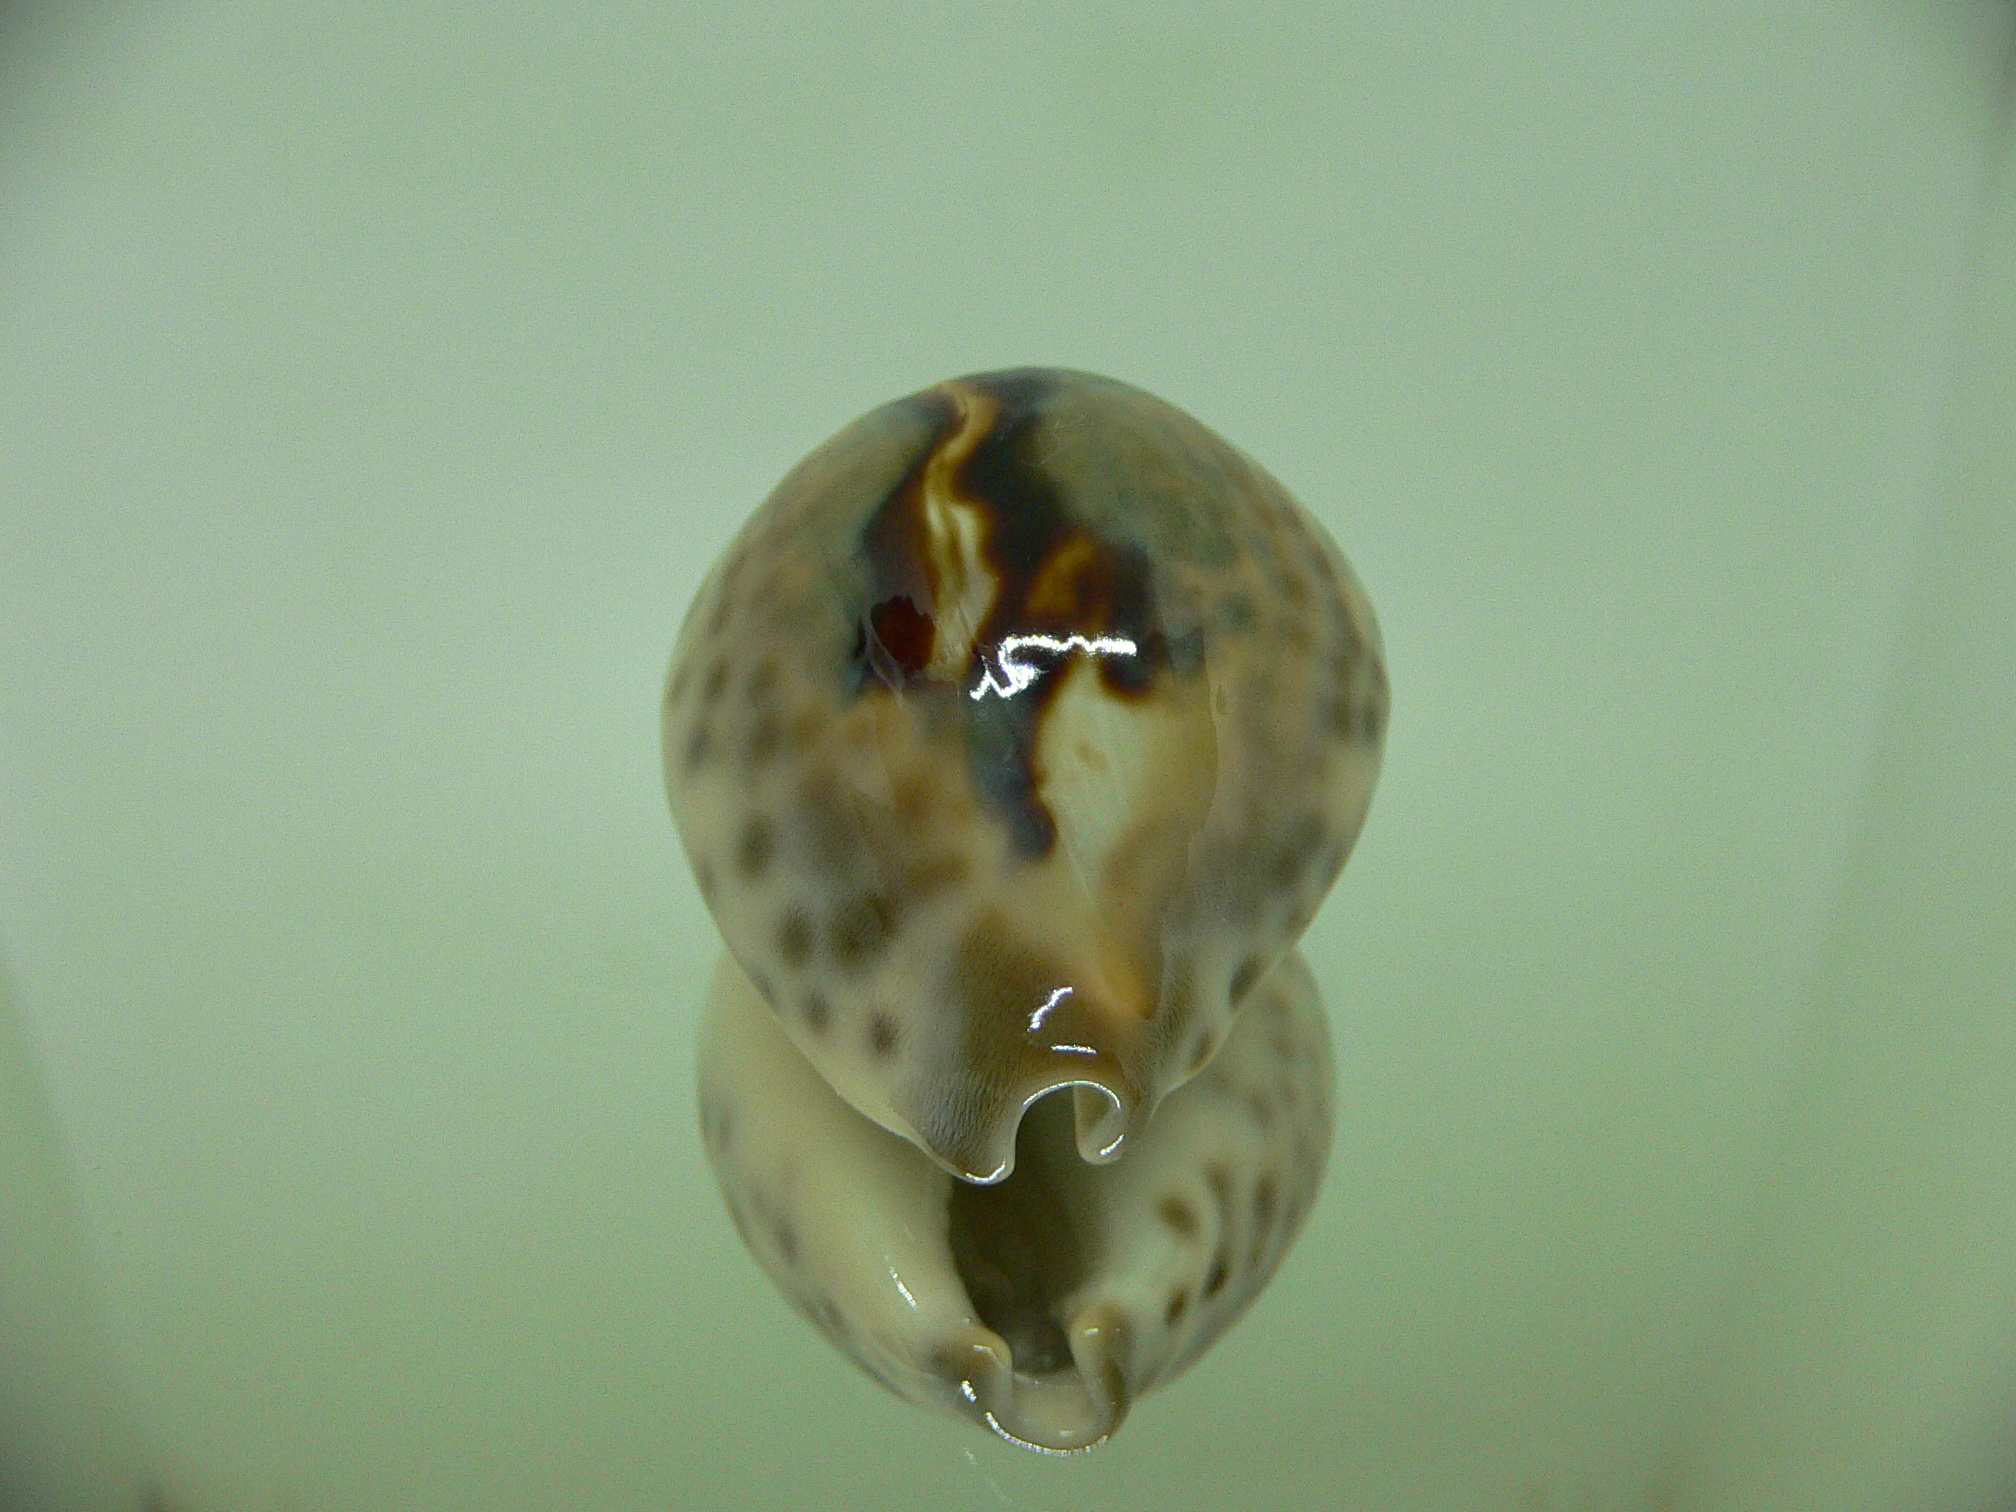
[696,947,1336,1453]
[669,369,1383,1451]
[664,368,1385,1184]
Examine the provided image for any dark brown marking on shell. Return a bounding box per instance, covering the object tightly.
[802,989,830,1032]
[1268,813,1328,891]
[1158,1195,1198,1237]
[777,909,814,968]
[1361,695,1386,744]
[683,722,712,773]
[774,1218,799,1265]
[667,663,690,704]
[736,816,774,879]
[868,1012,898,1057]
[848,389,961,697]
[1165,1288,1190,1325]
[863,595,935,681]
[1204,1254,1231,1300]
[850,369,1187,859]
[830,890,900,969]
[704,656,729,703]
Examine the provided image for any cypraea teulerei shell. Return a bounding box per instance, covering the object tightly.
[664,368,1386,1451]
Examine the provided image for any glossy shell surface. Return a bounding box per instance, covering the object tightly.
[698,947,1335,1451]
[664,368,1385,1449]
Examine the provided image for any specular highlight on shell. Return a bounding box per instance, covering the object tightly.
[664,368,1386,1451]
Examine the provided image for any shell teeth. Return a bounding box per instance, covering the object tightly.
[971,1306,1129,1455]
[1067,1303,1134,1434]
[698,943,1336,1454]
[1071,1084,1129,1165]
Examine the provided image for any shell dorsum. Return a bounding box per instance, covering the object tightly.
[665,368,1385,1447]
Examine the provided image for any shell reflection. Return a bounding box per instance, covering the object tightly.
[665,369,1386,1450]
[698,947,1334,1451]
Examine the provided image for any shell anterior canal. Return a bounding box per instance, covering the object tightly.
[947,1090,1089,1379]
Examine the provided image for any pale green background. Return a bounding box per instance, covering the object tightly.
[2,4,2014,1510]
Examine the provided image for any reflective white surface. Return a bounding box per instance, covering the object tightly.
[1,4,2012,1509]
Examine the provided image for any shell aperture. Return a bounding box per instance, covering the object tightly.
[664,368,1386,1450]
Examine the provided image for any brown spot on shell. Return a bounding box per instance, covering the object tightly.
[1268,814,1327,891]
[1158,1196,1199,1237]
[802,990,830,1032]
[777,909,814,968]
[736,816,774,879]
[868,1013,898,1057]
[1204,1254,1231,1299]
[830,891,900,969]
[1165,1288,1190,1325]
[683,722,712,772]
